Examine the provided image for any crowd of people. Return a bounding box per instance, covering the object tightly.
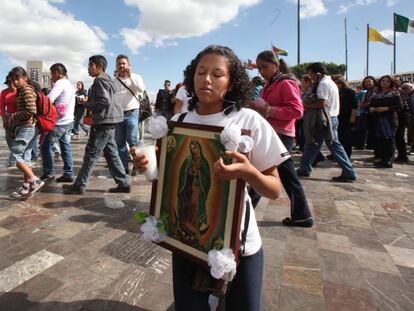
[0,45,413,310]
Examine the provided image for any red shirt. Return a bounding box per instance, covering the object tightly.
[0,88,17,118]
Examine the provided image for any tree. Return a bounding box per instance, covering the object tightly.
[290,62,346,79]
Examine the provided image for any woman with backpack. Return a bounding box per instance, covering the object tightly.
[7,66,44,199]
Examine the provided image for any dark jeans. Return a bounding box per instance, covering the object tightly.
[295,118,305,151]
[73,126,129,190]
[395,120,408,160]
[278,135,312,221]
[72,105,89,135]
[172,248,264,311]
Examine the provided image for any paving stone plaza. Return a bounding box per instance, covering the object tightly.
[0,127,413,311]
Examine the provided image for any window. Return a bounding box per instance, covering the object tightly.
[42,75,50,87]
[30,68,39,82]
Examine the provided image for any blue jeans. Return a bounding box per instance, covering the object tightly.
[172,248,264,311]
[73,126,130,190]
[115,109,139,172]
[41,122,74,176]
[10,124,38,166]
[300,116,356,178]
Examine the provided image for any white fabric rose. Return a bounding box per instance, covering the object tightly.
[140,216,167,243]
[148,116,169,139]
[208,248,237,281]
[220,123,253,153]
[220,123,241,152]
[238,136,254,153]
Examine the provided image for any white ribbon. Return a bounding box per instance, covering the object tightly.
[220,123,253,153]
[140,216,167,243]
[208,248,237,281]
[148,116,169,139]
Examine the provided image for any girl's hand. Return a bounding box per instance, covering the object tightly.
[130,147,149,173]
[214,151,253,180]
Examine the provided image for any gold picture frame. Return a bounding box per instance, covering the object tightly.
[149,121,245,267]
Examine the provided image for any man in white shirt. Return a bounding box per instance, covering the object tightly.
[41,63,75,182]
[114,54,145,174]
[297,62,356,182]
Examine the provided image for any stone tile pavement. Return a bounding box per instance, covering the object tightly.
[0,128,413,310]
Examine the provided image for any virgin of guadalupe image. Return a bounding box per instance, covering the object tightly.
[176,140,211,247]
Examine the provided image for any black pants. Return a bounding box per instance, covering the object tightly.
[377,137,395,166]
[338,124,352,159]
[172,249,264,311]
[395,120,408,160]
[249,135,312,222]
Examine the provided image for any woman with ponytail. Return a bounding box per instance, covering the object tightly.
[251,50,313,227]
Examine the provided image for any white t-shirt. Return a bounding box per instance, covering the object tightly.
[114,73,145,111]
[48,78,75,126]
[317,75,340,117]
[174,85,191,114]
[171,108,290,256]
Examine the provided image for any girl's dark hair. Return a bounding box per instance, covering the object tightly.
[256,50,289,74]
[77,81,85,90]
[300,74,312,83]
[50,63,67,77]
[8,66,41,91]
[251,76,265,87]
[362,75,377,90]
[184,45,251,113]
[378,75,395,91]
[9,66,28,79]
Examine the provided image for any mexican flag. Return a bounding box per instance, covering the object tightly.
[395,13,414,33]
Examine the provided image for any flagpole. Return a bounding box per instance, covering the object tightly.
[345,17,348,80]
[366,23,369,76]
[297,0,301,64]
[393,13,396,74]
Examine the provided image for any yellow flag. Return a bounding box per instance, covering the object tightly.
[368,27,393,45]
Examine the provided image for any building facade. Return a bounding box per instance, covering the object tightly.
[26,60,51,90]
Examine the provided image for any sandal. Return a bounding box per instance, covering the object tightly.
[282,217,313,228]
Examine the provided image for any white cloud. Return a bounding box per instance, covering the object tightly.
[92,26,109,41]
[0,0,105,85]
[289,0,328,19]
[386,0,398,6]
[338,0,398,14]
[120,0,261,54]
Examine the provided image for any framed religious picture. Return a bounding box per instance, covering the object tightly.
[149,121,246,268]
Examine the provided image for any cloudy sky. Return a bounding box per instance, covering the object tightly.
[0,0,413,99]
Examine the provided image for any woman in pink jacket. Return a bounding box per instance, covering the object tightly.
[251,50,313,227]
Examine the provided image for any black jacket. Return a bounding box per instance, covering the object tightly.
[86,72,123,125]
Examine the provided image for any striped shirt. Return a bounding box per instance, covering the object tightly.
[14,84,36,126]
